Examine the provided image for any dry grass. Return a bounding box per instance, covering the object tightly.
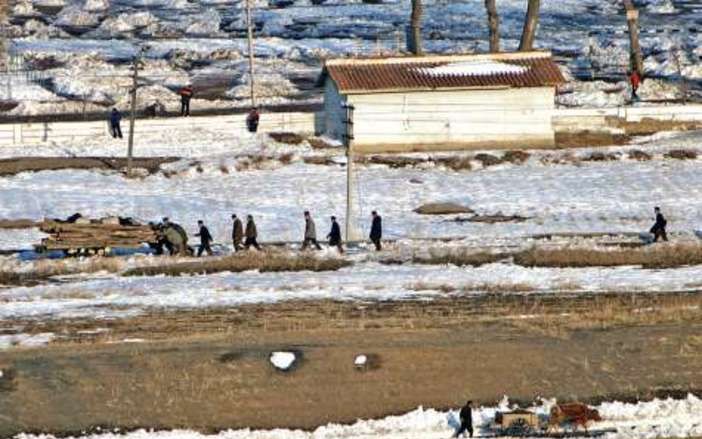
[413,202,474,215]
[0,257,124,286]
[664,149,698,160]
[408,249,508,267]
[307,137,336,149]
[303,156,338,166]
[510,294,702,336]
[435,156,473,171]
[502,150,530,164]
[628,149,653,161]
[555,131,631,148]
[269,132,306,144]
[408,282,534,294]
[583,151,619,162]
[279,152,294,164]
[368,156,425,168]
[124,252,352,277]
[474,153,502,167]
[513,244,702,269]
[219,164,230,174]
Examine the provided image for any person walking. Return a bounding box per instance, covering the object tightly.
[454,400,474,438]
[327,215,343,253]
[246,107,260,133]
[195,220,213,256]
[650,206,668,242]
[629,70,641,101]
[244,214,262,250]
[109,108,123,139]
[231,214,244,252]
[301,211,322,250]
[179,85,193,116]
[369,210,382,251]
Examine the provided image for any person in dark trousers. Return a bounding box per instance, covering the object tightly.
[327,215,343,253]
[179,85,193,116]
[650,206,668,242]
[195,220,213,256]
[109,108,123,138]
[301,211,322,250]
[454,400,474,438]
[246,107,260,133]
[231,214,244,252]
[244,214,262,250]
[369,210,382,251]
[629,70,641,101]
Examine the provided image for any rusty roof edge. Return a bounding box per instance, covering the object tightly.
[340,84,549,95]
[323,51,553,67]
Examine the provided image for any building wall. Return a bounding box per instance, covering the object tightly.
[345,87,556,153]
[323,79,347,141]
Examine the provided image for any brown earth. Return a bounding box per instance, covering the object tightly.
[1,292,701,437]
[0,157,179,177]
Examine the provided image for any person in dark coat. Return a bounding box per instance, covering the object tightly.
[179,85,193,116]
[454,400,473,438]
[195,220,213,256]
[301,211,322,250]
[231,214,244,252]
[244,214,262,250]
[246,107,260,133]
[369,210,382,251]
[109,108,123,139]
[650,206,668,242]
[327,215,343,253]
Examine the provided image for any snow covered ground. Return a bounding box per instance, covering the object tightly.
[13,394,702,439]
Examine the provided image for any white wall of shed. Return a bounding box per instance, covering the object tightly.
[346,87,556,152]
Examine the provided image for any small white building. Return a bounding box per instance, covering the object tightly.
[320,51,565,153]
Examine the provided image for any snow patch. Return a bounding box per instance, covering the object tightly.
[417,60,529,77]
[270,351,297,370]
[0,333,55,350]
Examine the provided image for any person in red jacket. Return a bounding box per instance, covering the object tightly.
[629,70,641,101]
[179,85,193,116]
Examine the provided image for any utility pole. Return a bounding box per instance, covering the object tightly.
[623,0,644,76]
[407,0,423,55]
[245,0,256,108]
[127,54,140,177]
[519,0,541,51]
[343,103,355,242]
[485,0,500,53]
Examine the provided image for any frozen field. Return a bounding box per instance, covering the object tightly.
[14,394,702,439]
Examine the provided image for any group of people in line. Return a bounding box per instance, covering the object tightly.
[107,84,261,139]
[154,211,383,257]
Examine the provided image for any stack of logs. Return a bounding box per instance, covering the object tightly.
[39,218,158,251]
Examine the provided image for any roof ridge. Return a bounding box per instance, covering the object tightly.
[324,51,552,67]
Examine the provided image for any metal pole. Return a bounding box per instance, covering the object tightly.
[343,104,355,242]
[246,0,256,108]
[127,55,139,177]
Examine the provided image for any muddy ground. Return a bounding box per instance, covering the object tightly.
[1,292,701,437]
[0,157,179,177]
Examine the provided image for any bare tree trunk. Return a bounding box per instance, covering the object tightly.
[407,0,423,55]
[623,0,644,75]
[519,0,540,51]
[484,0,500,53]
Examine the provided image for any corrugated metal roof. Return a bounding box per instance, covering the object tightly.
[322,51,565,94]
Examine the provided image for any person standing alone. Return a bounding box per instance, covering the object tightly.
[231,214,244,252]
[109,108,123,139]
[650,206,668,242]
[179,84,193,116]
[369,210,382,251]
[454,400,473,438]
[629,70,641,101]
[327,216,343,253]
[301,211,322,250]
[195,220,213,256]
[246,107,260,133]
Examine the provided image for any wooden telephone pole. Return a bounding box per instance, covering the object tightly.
[485,0,500,53]
[245,0,256,107]
[623,0,644,75]
[126,54,141,176]
[343,104,356,242]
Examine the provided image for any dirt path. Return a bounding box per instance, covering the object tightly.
[0,157,179,177]
[1,293,701,436]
